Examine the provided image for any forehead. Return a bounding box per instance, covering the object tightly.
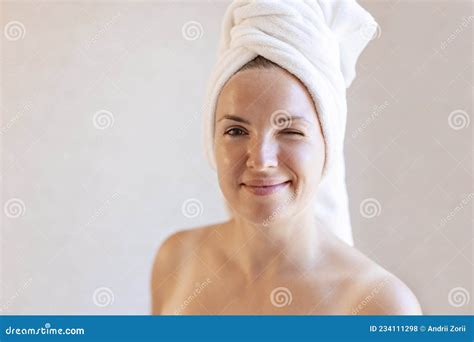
[215,67,318,124]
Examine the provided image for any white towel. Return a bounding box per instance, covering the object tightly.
[202,0,378,246]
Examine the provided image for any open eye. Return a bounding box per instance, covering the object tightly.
[224,127,248,136]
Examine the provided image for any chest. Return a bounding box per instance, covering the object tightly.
[160,269,356,315]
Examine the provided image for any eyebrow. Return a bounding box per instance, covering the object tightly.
[218,114,251,124]
[217,114,311,125]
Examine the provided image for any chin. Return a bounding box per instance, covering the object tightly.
[223,185,297,224]
[236,202,291,226]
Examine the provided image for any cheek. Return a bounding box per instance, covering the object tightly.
[281,142,325,192]
[215,140,244,168]
[281,142,324,171]
[214,139,247,190]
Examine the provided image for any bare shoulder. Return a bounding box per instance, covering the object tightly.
[152,223,219,267]
[342,246,422,315]
[322,235,422,315]
[150,224,221,314]
[349,268,422,315]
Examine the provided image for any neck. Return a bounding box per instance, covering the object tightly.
[225,207,327,283]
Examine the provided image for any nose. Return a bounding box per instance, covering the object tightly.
[246,136,278,170]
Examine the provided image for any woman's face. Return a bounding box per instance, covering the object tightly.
[214,67,325,225]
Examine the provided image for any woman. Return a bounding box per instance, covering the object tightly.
[151,57,422,315]
[151,1,422,315]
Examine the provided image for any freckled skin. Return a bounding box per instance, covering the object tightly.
[151,68,423,315]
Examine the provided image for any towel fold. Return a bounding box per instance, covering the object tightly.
[202,0,378,245]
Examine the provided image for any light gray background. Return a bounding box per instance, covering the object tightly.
[1,0,472,314]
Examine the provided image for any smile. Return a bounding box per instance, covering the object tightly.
[242,181,291,196]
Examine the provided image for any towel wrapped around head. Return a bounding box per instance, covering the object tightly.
[202,0,378,245]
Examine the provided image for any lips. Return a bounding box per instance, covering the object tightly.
[242,179,290,187]
[242,180,291,196]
